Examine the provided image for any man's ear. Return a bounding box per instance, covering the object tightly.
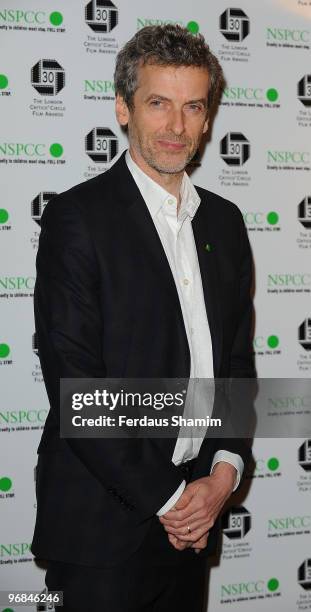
[115,94,130,127]
[203,114,209,134]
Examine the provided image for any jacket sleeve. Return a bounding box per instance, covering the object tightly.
[34,194,183,522]
[196,209,256,475]
[212,210,256,467]
[229,209,256,379]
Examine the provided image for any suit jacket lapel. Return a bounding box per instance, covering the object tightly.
[114,153,187,307]
[192,193,223,377]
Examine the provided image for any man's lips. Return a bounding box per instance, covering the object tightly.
[156,139,187,151]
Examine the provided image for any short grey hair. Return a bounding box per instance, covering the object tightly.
[114,24,223,111]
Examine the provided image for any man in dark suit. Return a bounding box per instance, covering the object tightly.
[31,24,255,611]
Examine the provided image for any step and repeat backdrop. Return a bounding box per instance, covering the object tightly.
[1,0,311,610]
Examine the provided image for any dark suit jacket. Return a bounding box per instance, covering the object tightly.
[31,151,255,567]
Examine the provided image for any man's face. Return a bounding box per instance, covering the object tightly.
[116,63,210,175]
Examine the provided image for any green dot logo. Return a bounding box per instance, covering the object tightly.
[267,335,279,349]
[0,74,9,90]
[49,11,63,26]
[187,21,199,34]
[267,457,279,471]
[267,211,279,225]
[50,143,63,158]
[0,209,9,224]
[2,609,15,612]
[0,343,10,359]
[266,88,279,102]
[267,578,279,592]
[0,477,12,492]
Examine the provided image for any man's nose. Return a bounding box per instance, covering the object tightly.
[166,108,185,136]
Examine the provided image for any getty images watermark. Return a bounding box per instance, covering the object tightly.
[70,386,221,430]
[59,378,311,439]
[60,378,219,438]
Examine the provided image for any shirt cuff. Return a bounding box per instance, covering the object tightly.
[156,480,186,516]
[210,451,244,491]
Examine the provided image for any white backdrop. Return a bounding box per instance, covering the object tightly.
[1,0,311,610]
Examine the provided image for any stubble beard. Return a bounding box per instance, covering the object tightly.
[129,124,198,176]
[142,144,196,175]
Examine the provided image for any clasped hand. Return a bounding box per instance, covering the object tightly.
[159,462,237,554]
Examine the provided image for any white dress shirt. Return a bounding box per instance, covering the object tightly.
[125,151,243,515]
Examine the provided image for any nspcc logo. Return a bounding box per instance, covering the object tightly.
[31,192,56,226]
[298,75,311,107]
[221,577,280,601]
[298,196,311,229]
[299,319,311,351]
[298,440,311,471]
[220,133,250,166]
[85,128,118,163]
[85,0,118,33]
[222,86,279,105]
[0,142,64,161]
[220,8,250,42]
[31,59,65,96]
[222,506,251,539]
[298,559,311,590]
[0,409,47,427]
[0,9,64,28]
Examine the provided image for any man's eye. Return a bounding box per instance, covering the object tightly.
[150,99,163,106]
[187,104,204,112]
